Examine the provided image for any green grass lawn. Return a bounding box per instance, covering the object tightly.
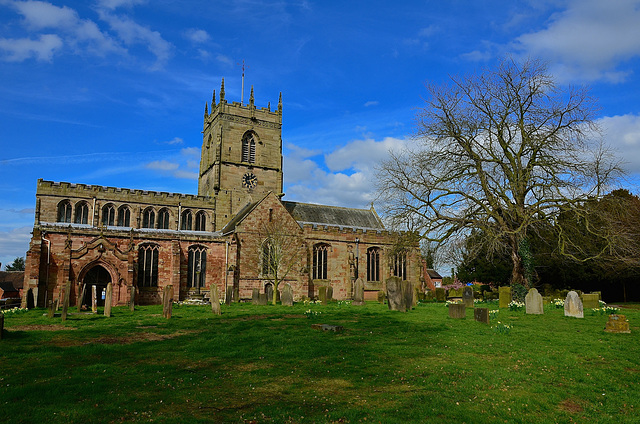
[1,301,639,423]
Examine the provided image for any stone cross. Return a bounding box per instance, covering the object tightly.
[104,282,113,317]
[210,283,221,315]
[564,291,583,318]
[525,288,543,315]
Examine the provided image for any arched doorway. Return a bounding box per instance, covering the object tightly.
[81,265,112,307]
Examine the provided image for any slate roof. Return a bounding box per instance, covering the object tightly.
[426,269,443,279]
[282,201,385,231]
[0,271,24,290]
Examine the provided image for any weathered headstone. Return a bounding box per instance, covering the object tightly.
[435,287,446,302]
[47,299,55,318]
[129,286,136,312]
[462,286,474,308]
[0,313,4,340]
[62,281,71,321]
[318,286,327,304]
[499,286,511,308]
[564,290,583,318]
[103,282,112,317]
[281,283,294,306]
[210,284,221,315]
[352,277,365,306]
[386,276,406,312]
[448,303,466,319]
[377,290,385,304]
[77,283,84,312]
[525,288,544,315]
[162,285,173,319]
[91,285,98,313]
[265,284,274,303]
[225,286,233,305]
[474,307,489,324]
[402,280,414,311]
[251,288,260,305]
[311,324,344,332]
[604,314,631,333]
[583,293,600,309]
[326,286,333,303]
[258,293,268,305]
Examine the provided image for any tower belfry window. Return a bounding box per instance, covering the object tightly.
[242,132,256,163]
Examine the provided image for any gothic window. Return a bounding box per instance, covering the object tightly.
[367,247,380,282]
[158,208,170,229]
[142,207,155,229]
[137,244,159,287]
[262,238,277,276]
[392,251,407,281]
[74,201,89,224]
[181,209,193,230]
[241,132,256,163]
[195,211,207,231]
[102,204,115,226]
[187,245,207,288]
[117,205,131,227]
[312,243,329,280]
[57,200,72,223]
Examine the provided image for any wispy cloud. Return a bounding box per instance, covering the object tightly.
[184,28,210,43]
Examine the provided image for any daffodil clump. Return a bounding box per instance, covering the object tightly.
[493,321,512,334]
[551,298,565,308]
[304,309,320,318]
[508,301,525,311]
[0,307,27,315]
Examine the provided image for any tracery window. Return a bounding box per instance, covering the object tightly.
[312,243,329,280]
[137,244,159,287]
[241,132,256,163]
[187,245,207,288]
[142,207,155,229]
[57,200,72,223]
[392,251,407,281]
[262,238,277,276]
[181,209,193,230]
[195,211,207,231]
[367,247,380,282]
[158,208,170,230]
[74,201,89,224]
[117,205,131,227]
[102,204,115,226]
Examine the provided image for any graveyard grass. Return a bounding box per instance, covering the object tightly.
[1,301,639,423]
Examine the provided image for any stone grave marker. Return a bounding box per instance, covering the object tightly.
[474,307,489,324]
[162,285,173,319]
[326,286,333,302]
[61,281,71,321]
[77,283,85,312]
[103,282,113,318]
[582,293,600,309]
[91,285,98,313]
[402,280,414,310]
[47,299,55,319]
[564,291,583,318]
[129,286,136,312]
[386,276,406,312]
[311,324,344,332]
[258,293,268,305]
[463,286,474,308]
[377,290,385,304]
[210,284,221,315]
[448,288,463,299]
[281,283,294,306]
[352,277,365,306]
[499,286,511,308]
[448,303,466,319]
[0,313,4,340]
[435,287,446,302]
[525,288,544,315]
[318,286,327,304]
[605,314,631,333]
[225,286,233,305]
[252,288,260,305]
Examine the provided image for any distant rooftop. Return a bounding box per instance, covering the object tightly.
[282,201,384,231]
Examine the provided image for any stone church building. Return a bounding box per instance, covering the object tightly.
[21,80,421,308]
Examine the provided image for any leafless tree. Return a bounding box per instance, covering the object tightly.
[377,58,624,287]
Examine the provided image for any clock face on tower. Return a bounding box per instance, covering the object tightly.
[242,172,258,189]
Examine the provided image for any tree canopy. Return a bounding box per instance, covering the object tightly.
[378,58,624,287]
[5,256,25,271]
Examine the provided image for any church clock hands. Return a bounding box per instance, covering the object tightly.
[242,172,258,189]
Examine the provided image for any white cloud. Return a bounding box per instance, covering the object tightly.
[364,101,378,107]
[216,54,233,66]
[184,28,210,43]
[514,0,640,82]
[597,114,640,175]
[146,160,178,171]
[164,137,183,145]
[0,34,62,62]
[0,226,32,270]
[97,0,147,10]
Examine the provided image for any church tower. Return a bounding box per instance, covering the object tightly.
[198,79,283,229]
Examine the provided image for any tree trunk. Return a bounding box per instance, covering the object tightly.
[510,238,528,287]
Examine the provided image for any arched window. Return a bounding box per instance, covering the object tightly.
[117,205,131,227]
[142,207,155,229]
[74,201,89,224]
[367,247,380,282]
[241,132,256,163]
[158,208,170,230]
[188,245,207,288]
[57,200,72,223]
[102,204,115,226]
[195,211,207,231]
[392,251,407,281]
[312,243,329,280]
[181,209,193,230]
[262,238,276,276]
[138,244,159,287]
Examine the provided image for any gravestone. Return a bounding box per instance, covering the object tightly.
[265,284,274,303]
[583,293,600,309]
[0,313,4,340]
[251,288,260,305]
[474,307,489,324]
[386,276,406,312]
[103,282,113,318]
[525,288,544,315]
[463,286,474,308]
[318,286,327,304]
[435,287,446,302]
[129,286,136,312]
[258,293,268,305]
[402,280,414,310]
[162,285,173,319]
[499,286,511,308]
[352,278,365,306]
[326,286,334,302]
[77,284,85,312]
[377,290,385,304]
[62,281,71,321]
[311,324,344,332]
[448,303,466,319]
[47,300,55,319]
[225,286,233,305]
[210,284,221,315]
[91,285,98,313]
[281,283,294,306]
[448,288,463,299]
[564,291,584,318]
[604,314,631,333]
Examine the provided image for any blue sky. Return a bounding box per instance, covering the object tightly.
[2,0,640,269]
